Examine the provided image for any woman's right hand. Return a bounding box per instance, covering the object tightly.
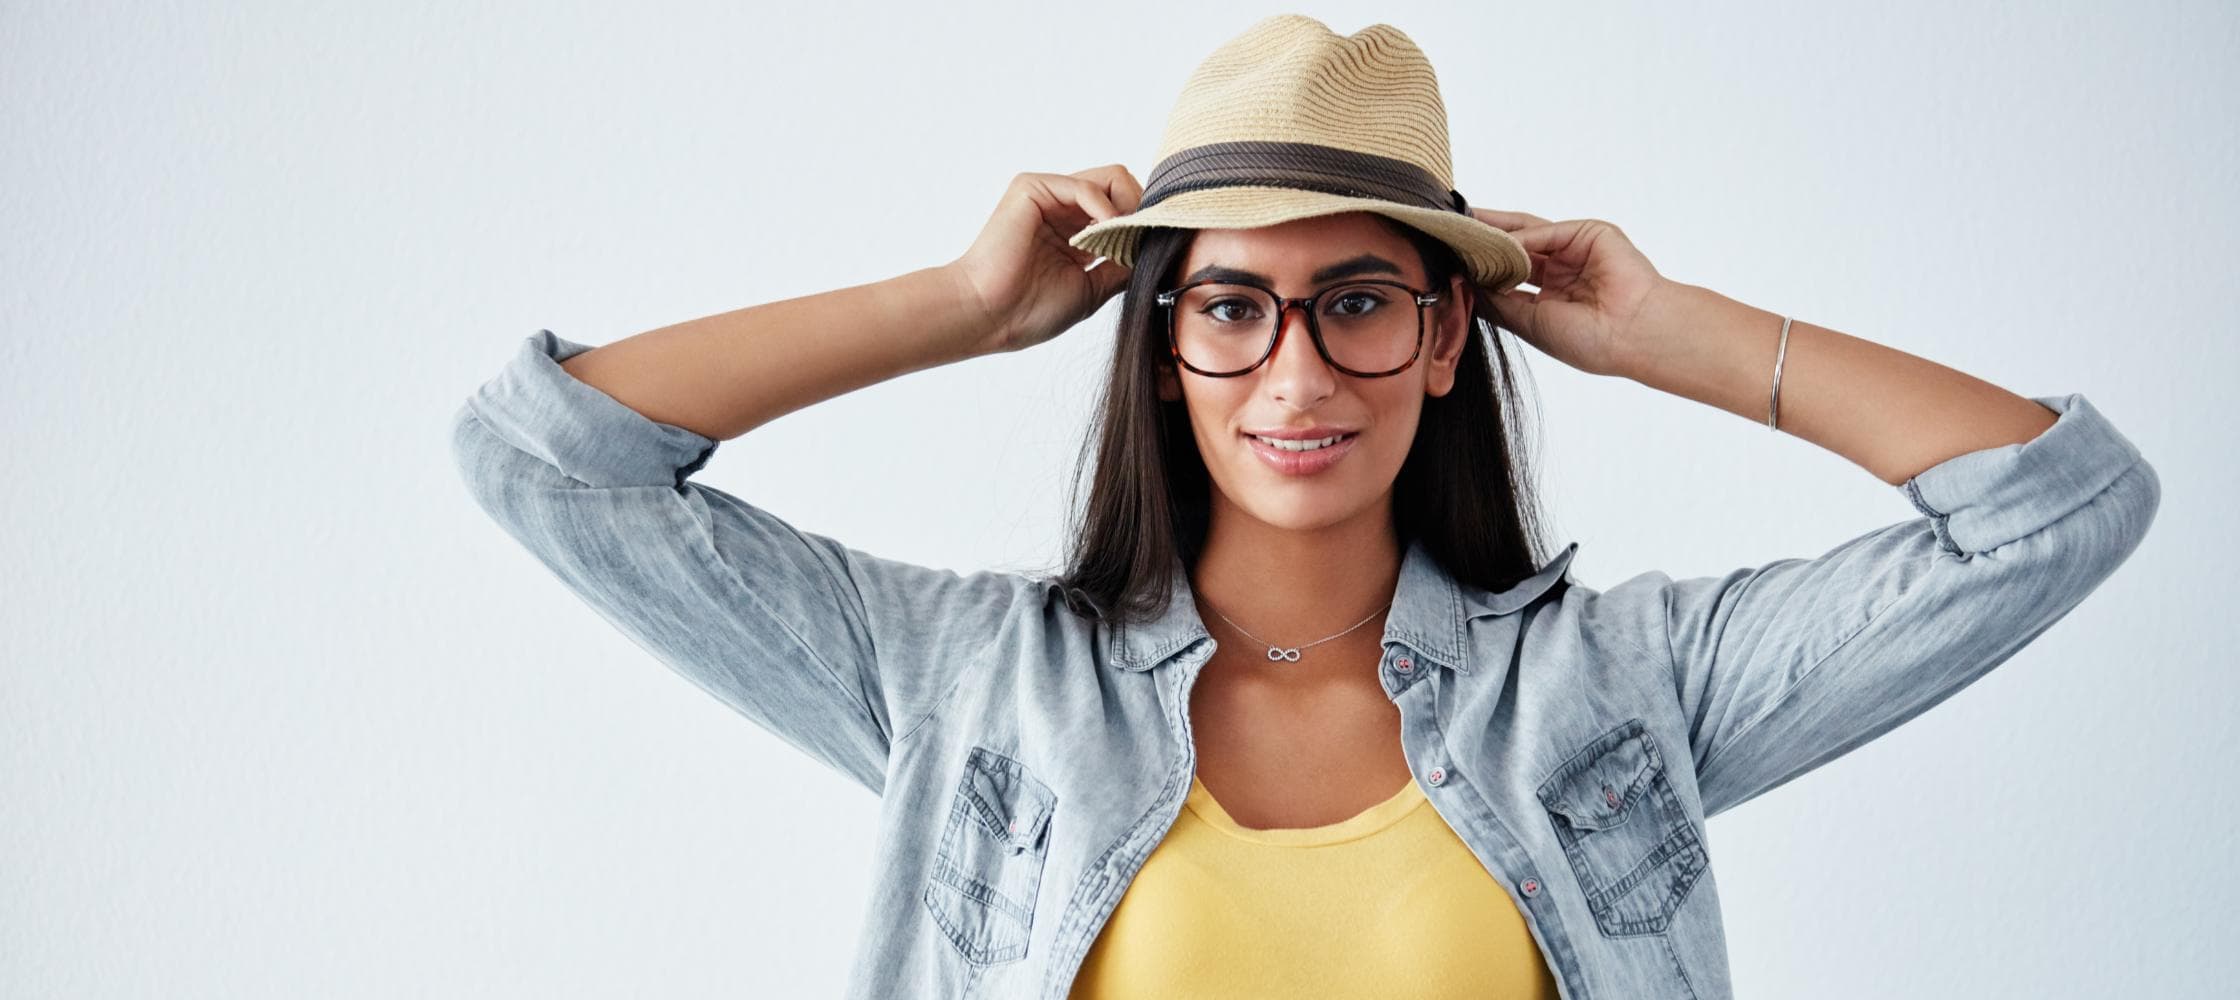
[946,165,1143,356]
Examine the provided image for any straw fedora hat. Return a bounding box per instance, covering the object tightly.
[1068,14,1532,295]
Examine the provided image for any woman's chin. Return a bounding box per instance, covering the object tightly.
[1222,488,1374,534]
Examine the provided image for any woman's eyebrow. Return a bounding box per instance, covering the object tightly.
[1182,253,1407,287]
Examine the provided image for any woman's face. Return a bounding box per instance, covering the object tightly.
[1158,211,1474,536]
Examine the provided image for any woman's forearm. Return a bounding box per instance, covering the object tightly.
[555,264,994,442]
[1619,281,2062,486]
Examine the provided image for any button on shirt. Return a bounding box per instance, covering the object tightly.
[452,329,2160,998]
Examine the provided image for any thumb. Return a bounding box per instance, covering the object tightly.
[1083,255,1132,303]
[1488,288,1537,338]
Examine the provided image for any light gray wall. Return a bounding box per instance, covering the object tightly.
[4,2,2230,997]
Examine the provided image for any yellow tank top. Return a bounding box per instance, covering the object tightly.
[1067,772,1559,999]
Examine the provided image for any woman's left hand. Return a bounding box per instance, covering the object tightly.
[1467,208,1682,379]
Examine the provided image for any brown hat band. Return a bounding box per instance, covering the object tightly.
[1137,139,1470,217]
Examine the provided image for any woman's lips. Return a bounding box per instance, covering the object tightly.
[1244,431,1359,476]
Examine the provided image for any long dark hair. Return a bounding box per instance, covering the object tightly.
[1042,215,1556,626]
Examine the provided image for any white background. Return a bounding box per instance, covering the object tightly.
[5,2,2233,997]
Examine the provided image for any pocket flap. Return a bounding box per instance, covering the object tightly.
[960,749,1057,853]
[1538,731,1657,832]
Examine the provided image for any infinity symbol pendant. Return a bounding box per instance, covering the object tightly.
[1265,647,1303,662]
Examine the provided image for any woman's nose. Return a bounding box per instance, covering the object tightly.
[1261,303,1337,401]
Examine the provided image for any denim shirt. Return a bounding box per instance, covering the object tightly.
[451,329,2159,999]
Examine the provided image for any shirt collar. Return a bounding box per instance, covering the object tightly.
[1106,537,1580,674]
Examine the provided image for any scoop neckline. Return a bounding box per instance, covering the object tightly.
[1185,772,1427,847]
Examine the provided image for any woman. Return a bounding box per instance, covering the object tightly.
[450,15,2158,1000]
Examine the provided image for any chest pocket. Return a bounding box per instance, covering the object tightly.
[922,746,1057,965]
[1536,719,1709,937]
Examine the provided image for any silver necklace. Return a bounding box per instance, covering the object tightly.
[1205,601,1391,662]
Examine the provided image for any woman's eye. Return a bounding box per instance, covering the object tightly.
[1206,300,1258,323]
[1330,292,1383,315]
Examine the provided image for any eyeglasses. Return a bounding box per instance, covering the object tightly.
[1153,279,1442,378]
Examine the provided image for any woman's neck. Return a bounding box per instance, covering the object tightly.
[1189,508,1401,679]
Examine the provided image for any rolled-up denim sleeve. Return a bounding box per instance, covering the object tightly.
[1602,393,2160,819]
[448,329,1022,796]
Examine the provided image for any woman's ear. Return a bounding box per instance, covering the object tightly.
[1423,273,1473,398]
[1158,362,1182,402]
